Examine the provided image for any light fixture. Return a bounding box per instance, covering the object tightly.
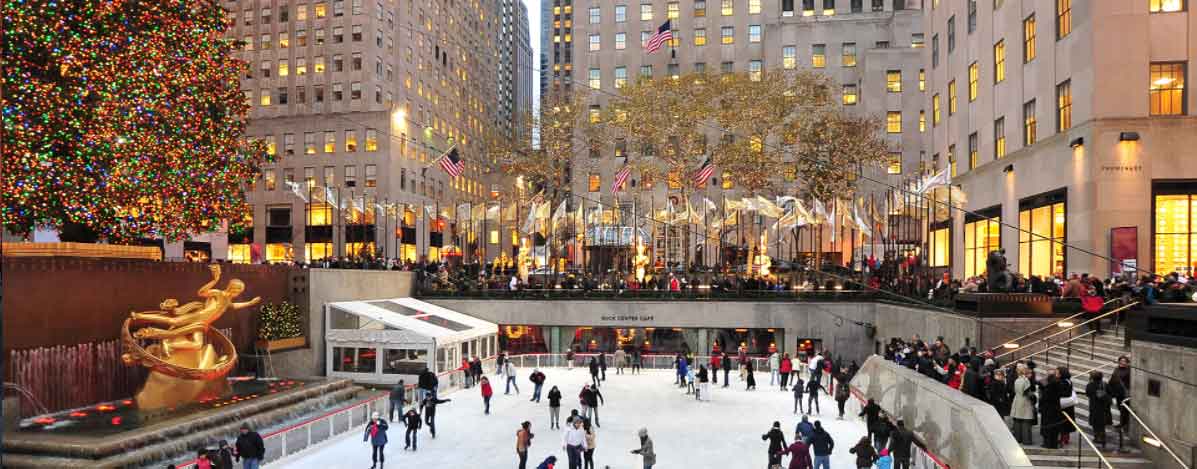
[1002,164,1014,174]
[1119,131,1140,141]
[1069,137,1084,148]
[1002,343,1020,349]
[1142,436,1163,448]
[1057,321,1074,328]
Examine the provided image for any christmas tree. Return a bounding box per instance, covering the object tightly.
[2,0,268,242]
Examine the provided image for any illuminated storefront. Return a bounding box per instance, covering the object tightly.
[1018,189,1066,278]
[1153,182,1197,275]
[928,225,950,268]
[228,244,252,263]
[498,325,790,357]
[963,207,1001,278]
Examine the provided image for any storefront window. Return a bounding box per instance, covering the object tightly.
[383,348,428,374]
[500,325,550,354]
[1155,194,1197,275]
[228,244,252,263]
[332,346,377,373]
[266,243,293,263]
[1019,197,1065,278]
[307,203,332,225]
[929,227,950,267]
[964,216,1001,279]
[306,242,332,261]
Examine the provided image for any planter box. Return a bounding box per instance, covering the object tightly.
[256,336,307,352]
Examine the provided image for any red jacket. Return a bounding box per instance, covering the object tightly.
[947,364,965,390]
[780,358,793,374]
[481,381,493,397]
[710,355,721,368]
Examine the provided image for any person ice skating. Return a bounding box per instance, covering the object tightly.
[562,417,588,469]
[195,450,212,469]
[567,350,576,370]
[517,421,534,469]
[874,449,893,469]
[835,370,852,419]
[887,419,919,469]
[505,360,521,395]
[588,358,601,388]
[871,413,893,453]
[769,351,781,386]
[632,350,642,374]
[805,376,822,415]
[582,419,597,469]
[809,351,824,385]
[697,365,710,401]
[685,364,696,395]
[710,351,722,385]
[234,424,265,469]
[762,421,788,468]
[480,376,494,414]
[530,368,547,402]
[579,384,605,427]
[548,385,563,429]
[630,428,656,469]
[780,353,793,390]
[738,346,749,381]
[536,455,558,469]
[497,351,508,376]
[745,359,757,390]
[417,367,438,403]
[420,394,451,438]
[850,435,878,469]
[615,348,627,375]
[389,380,406,422]
[721,353,732,388]
[859,398,881,439]
[402,407,421,450]
[213,440,235,469]
[790,354,801,387]
[461,356,473,388]
[471,356,484,388]
[363,412,389,469]
[675,354,688,387]
[598,352,608,381]
[780,436,813,469]
[795,415,815,443]
[793,376,806,414]
[809,421,835,469]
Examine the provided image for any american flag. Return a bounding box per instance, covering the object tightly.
[611,163,632,194]
[692,157,715,187]
[437,146,465,178]
[644,20,673,54]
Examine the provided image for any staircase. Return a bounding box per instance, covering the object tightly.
[1020,325,1155,469]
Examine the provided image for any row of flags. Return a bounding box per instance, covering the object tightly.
[610,156,716,194]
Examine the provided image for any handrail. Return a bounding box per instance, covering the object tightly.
[1060,411,1115,469]
[995,301,1137,361]
[1121,400,1193,469]
[1005,330,1096,365]
[988,297,1122,354]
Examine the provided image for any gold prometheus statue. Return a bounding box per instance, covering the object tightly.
[121,264,260,410]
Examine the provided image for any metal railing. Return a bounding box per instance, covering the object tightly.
[1060,411,1116,469]
[988,298,1122,355]
[417,286,891,302]
[994,301,1138,364]
[1121,400,1192,469]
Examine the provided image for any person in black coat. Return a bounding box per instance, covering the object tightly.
[417,368,438,402]
[888,419,922,469]
[547,386,563,429]
[859,399,881,441]
[213,440,235,469]
[745,359,757,390]
[580,385,605,427]
[805,376,822,415]
[389,380,407,422]
[420,395,452,438]
[401,407,422,450]
[588,357,601,388]
[761,421,787,468]
[234,424,265,466]
[598,352,608,381]
[871,414,893,453]
[721,353,732,388]
[1038,372,1063,449]
[1086,371,1114,448]
[792,377,805,414]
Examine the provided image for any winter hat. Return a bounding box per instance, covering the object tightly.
[773,421,781,428]
[638,428,649,437]
[880,449,889,457]
[371,411,380,419]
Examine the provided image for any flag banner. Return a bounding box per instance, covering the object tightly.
[456,203,471,219]
[853,203,872,238]
[702,196,717,213]
[521,201,539,234]
[755,195,783,218]
[812,200,829,224]
[437,146,465,178]
[502,203,517,222]
[776,196,798,212]
[285,181,309,202]
[915,167,951,195]
[644,19,673,54]
[612,163,632,194]
[486,204,500,220]
[324,187,338,207]
[725,197,744,212]
[693,156,715,187]
[424,204,436,220]
[828,200,838,242]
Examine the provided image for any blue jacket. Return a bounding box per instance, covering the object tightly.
[875,455,893,469]
[795,421,815,441]
[364,420,389,446]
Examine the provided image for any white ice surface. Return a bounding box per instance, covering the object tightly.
[278,368,870,468]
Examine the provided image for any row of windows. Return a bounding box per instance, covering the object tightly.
[247,55,393,81]
[232,0,374,26]
[253,129,380,157]
[253,164,377,193]
[586,0,901,24]
[584,28,920,54]
[238,24,390,51]
[245,83,392,107]
[585,169,746,193]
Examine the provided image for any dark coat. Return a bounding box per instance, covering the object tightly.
[213,447,235,469]
[402,411,422,429]
[1085,380,1114,429]
[364,420,389,446]
[547,388,562,408]
[580,388,604,407]
[888,427,917,459]
[850,440,878,467]
[234,431,265,460]
[793,379,805,397]
[1038,378,1064,433]
[418,370,438,390]
[859,402,881,427]
[721,355,732,371]
[810,428,834,456]
[421,397,451,417]
[762,427,787,453]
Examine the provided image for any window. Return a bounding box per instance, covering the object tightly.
[344,165,356,187]
[333,26,343,43]
[722,0,733,15]
[296,58,307,76]
[749,25,761,43]
[968,62,978,101]
[351,25,362,41]
[277,87,289,105]
[303,167,315,189]
[365,164,377,188]
[641,65,653,78]
[919,69,925,91]
[968,132,979,170]
[749,0,761,13]
[948,144,957,177]
[344,130,357,152]
[296,29,306,47]
[315,2,327,18]
[749,60,762,81]
[1056,80,1072,131]
[1151,0,1185,12]
[843,84,859,105]
[260,60,272,78]
[1023,15,1037,62]
[842,43,857,67]
[932,94,941,124]
[782,0,794,16]
[994,40,1006,83]
[614,32,627,50]
[589,34,601,51]
[615,66,628,88]
[616,4,627,22]
[641,3,653,20]
[351,53,362,71]
[365,129,378,152]
[721,26,734,44]
[929,227,950,267]
[887,152,902,174]
[670,63,681,80]
[887,111,902,133]
[297,4,308,21]
[783,46,797,69]
[324,131,336,153]
[694,62,706,74]
[263,135,277,157]
[590,6,601,23]
[350,82,361,100]
[947,16,955,52]
[278,60,290,77]
[919,110,926,131]
[588,173,601,192]
[721,171,734,189]
[803,0,815,16]
[333,54,344,72]
[695,1,707,16]
[314,56,325,73]
[1154,192,1197,273]
[875,41,890,49]
[323,166,334,186]
[812,44,826,68]
[964,216,1001,279]
[853,0,865,13]
[304,133,316,154]
[283,133,295,156]
[1056,0,1071,39]
[693,29,706,46]
[994,117,1006,159]
[886,70,902,92]
[1023,99,1037,145]
[263,168,277,191]
[912,33,925,48]
[668,1,680,19]
[968,0,977,33]
[259,88,271,106]
[824,0,836,15]
[1019,195,1066,278]
[589,105,601,123]
[932,34,939,68]
[279,31,290,48]
[589,68,601,89]
[1150,62,1187,115]
[720,61,733,74]
[262,7,272,23]
[948,80,957,114]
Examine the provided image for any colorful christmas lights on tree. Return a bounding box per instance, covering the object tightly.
[2,0,269,241]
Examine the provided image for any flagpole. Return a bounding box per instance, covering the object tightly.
[306,183,313,263]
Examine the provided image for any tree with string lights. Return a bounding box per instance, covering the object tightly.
[2,0,268,242]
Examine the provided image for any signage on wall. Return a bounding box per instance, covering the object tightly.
[1100,165,1142,173]
[1109,226,1137,275]
[601,315,655,322]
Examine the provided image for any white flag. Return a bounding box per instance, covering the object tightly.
[916,167,951,195]
[285,181,309,202]
[812,200,829,223]
[853,203,872,238]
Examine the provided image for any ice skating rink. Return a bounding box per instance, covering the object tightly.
[279,368,869,468]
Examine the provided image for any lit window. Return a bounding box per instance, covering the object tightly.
[812,44,826,68]
[783,46,797,69]
[1154,193,1197,274]
[260,88,271,106]
[803,0,815,16]
[887,152,902,174]
[344,130,357,152]
[929,227,950,267]
[1019,198,1066,278]
[670,63,681,80]
[589,68,601,89]
[842,84,858,105]
[964,216,1001,279]
[296,58,307,76]
[1056,0,1071,39]
[994,118,1006,159]
[933,94,941,124]
[304,133,316,154]
[694,29,706,46]
[314,56,325,73]
[919,69,925,91]
[886,111,902,133]
[968,62,978,101]
[948,80,957,114]
[1150,62,1187,116]
[588,173,601,192]
[615,66,628,88]
[919,110,926,132]
[324,131,336,153]
[1023,99,1037,145]
[721,171,734,189]
[749,60,762,81]
[365,129,378,152]
[886,70,902,92]
[278,60,289,77]
[1056,79,1072,131]
[749,0,761,14]
[721,26,734,44]
[842,43,857,67]
[994,40,1006,83]
[641,3,653,21]
[968,132,979,170]
[948,144,957,177]
[749,25,761,43]
[589,105,601,123]
[721,0,733,15]
[279,31,290,48]
[668,1,680,19]
[912,33,925,48]
[616,32,627,49]
[1023,15,1037,62]
[694,1,707,16]
[590,34,601,51]
[1150,0,1185,12]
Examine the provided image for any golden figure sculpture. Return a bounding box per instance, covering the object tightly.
[516,238,531,283]
[121,264,260,410]
[632,242,650,283]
